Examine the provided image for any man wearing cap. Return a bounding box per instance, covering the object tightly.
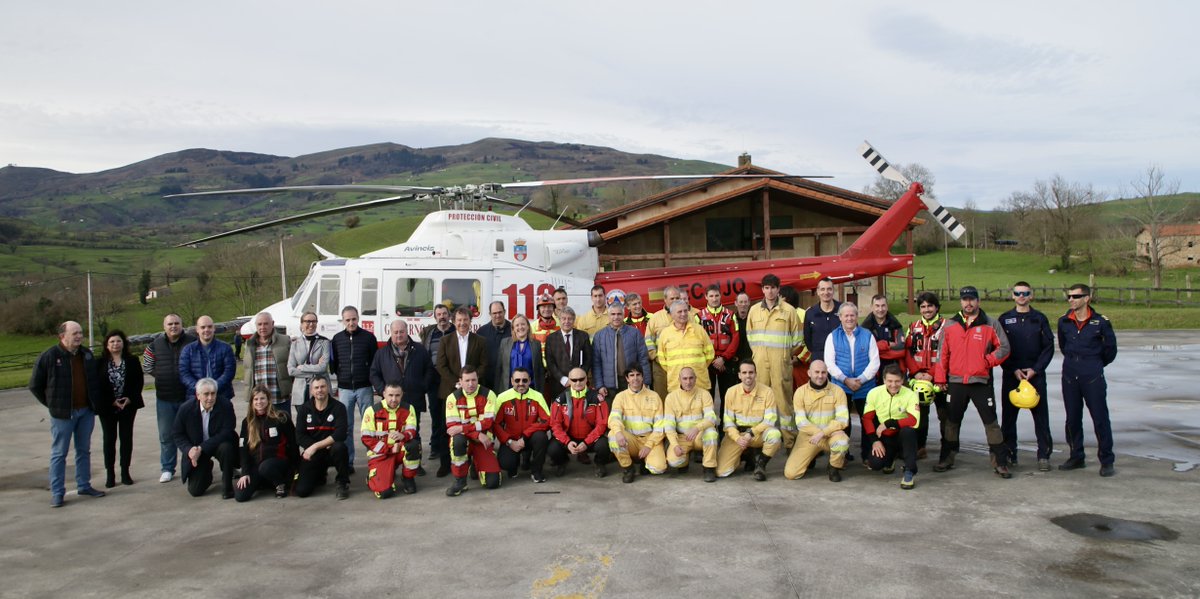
[1057,284,1118,477]
[576,285,610,339]
[998,281,1055,472]
[934,286,1012,478]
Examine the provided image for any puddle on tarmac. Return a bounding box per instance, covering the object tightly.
[1051,513,1179,541]
[1136,344,1200,351]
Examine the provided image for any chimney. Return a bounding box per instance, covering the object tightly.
[737,153,751,167]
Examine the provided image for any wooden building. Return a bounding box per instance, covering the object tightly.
[576,155,920,311]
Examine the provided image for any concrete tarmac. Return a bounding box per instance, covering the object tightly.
[2,331,1198,598]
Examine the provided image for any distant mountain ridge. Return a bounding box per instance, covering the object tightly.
[0,138,728,245]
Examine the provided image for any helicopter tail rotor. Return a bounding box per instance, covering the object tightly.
[859,141,966,241]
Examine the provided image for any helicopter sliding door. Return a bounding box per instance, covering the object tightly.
[380,271,489,342]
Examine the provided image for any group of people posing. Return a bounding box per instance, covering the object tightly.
[29,275,1118,506]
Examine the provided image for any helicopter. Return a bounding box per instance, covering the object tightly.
[167,142,964,342]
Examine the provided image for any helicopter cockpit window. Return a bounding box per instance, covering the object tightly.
[360,278,378,316]
[318,274,341,315]
[442,278,481,317]
[394,277,434,317]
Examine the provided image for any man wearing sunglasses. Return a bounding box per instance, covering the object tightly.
[493,368,551,483]
[1057,285,1118,477]
[999,282,1055,472]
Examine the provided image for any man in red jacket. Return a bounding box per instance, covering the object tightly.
[361,383,419,498]
[548,367,613,477]
[699,284,740,412]
[493,368,551,483]
[934,286,1012,478]
[444,367,501,497]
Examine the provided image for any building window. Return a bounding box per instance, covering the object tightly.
[705,216,794,252]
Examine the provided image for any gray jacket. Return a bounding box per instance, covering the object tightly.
[287,334,330,405]
[243,331,294,401]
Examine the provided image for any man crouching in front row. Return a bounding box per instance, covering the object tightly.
[445,367,502,497]
[784,360,850,482]
[361,383,420,498]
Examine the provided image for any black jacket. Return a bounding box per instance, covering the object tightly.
[172,397,237,482]
[296,399,349,447]
[95,357,146,416]
[999,308,1055,374]
[330,328,377,389]
[369,341,434,412]
[239,414,299,475]
[142,332,196,403]
[29,344,102,419]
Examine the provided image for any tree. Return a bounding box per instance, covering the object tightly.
[344,215,361,229]
[1126,165,1184,288]
[1014,175,1101,270]
[138,270,151,305]
[863,163,937,202]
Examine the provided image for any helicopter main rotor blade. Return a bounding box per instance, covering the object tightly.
[497,173,830,189]
[165,184,440,198]
[482,195,583,228]
[174,193,419,247]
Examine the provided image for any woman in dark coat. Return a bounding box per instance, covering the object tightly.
[96,330,144,487]
[235,385,299,502]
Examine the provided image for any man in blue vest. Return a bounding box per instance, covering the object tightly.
[824,302,880,463]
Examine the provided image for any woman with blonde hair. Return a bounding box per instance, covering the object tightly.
[494,315,544,393]
[235,385,298,501]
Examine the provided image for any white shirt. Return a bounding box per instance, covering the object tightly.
[825,327,881,384]
[457,333,470,369]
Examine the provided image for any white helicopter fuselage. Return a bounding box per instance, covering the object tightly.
[242,210,600,342]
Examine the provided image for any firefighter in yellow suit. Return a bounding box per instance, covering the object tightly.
[746,274,803,449]
[656,300,716,393]
[663,367,719,482]
[717,360,782,480]
[644,286,682,399]
[784,360,850,482]
[608,365,667,483]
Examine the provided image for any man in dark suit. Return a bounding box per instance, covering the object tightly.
[544,307,593,401]
[172,377,237,499]
[434,307,490,476]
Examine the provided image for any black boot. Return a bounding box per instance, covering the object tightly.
[622,466,636,483]
[105,469,116,489]
[703,467,716,483]
[827,464,842,483]
[753,453,770,481]
[446,477,468,496]
[121,468,134,485]
[401,477,417,494]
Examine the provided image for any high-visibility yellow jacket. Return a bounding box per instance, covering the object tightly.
[609,386,665,446]
[662,386,718,447]
[575,307,609,339]
[863,385,920,437]
[656,321,715,392]
[361,401,417,458]
[445,387,499,442]
[645,306,699,359]
[722,384,778,437]
[792,383,849,438]
[747,300,803,357]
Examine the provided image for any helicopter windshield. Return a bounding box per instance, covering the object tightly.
[289,270,315,310]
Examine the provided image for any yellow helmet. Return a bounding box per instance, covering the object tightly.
[910,379,938,405]
[1009,380,1040,409]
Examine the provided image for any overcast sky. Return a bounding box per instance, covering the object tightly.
[2,1,1196,208]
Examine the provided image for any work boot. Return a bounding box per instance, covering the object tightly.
[446,477,468,497]
[436,463,451,478]
[577,453,592,465]
[1038,459,1051,472]
[401,477,418,494]
[416,466,426,477]
[1099,464,1116,477]
[676,463,690,475]
[1058,458,1086,471]
[121,469,134,485]
[933,452,956,473]
[703,467,716,483]
[593,461,607,478]
[827,465,842,483]
[994,464,1012,479]
[753,454,770,481]
[335,482,350,500]
[622,466,636,484]
[554,462,568,477]
[105,469,116,489]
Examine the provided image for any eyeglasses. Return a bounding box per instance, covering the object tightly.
[1012,291,1031,297]
[1067,294,1088,299]
[301,319,318,324]
[569,377,587,383]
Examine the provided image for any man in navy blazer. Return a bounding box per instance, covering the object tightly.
[172,377,238,498]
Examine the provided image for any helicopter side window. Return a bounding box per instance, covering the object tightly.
[318,274,341,315]
[394,277,434,317]
[442,278,482,318]
[361,278,378,316]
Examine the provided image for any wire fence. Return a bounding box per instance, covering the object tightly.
[891,286,1200,307]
